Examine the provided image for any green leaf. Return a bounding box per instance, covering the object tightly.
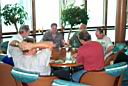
[1,3,28,31]
[61,4,89,27]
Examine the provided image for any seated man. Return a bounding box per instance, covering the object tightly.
[69,24,89,48]
[41,23,65,49]
[95,28,114,59]
[77,30,104,71]
[9,38,54,75]
[53,31,104,81]
[2,25,30,66]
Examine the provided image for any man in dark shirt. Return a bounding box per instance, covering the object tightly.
[41,23,65,49]
[69,24,89,48]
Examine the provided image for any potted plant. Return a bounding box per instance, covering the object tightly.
[61,4,89,39]
[1,3,28,33]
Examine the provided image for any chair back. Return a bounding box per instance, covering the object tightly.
[80,71,122,86]
[51,48,66,60]
[51,48,61,60]
[27,76,58,86]
[0,63,23,86]
[105,52,117,66]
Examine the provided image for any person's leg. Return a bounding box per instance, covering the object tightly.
[52,68,71,81]
[72,70,86,82]
[2,56,14,66]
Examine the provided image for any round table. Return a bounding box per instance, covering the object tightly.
[50,63,82,68]
[50,62,83,80]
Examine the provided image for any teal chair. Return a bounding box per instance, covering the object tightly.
[0,41,9,54]
[11,67,40,83]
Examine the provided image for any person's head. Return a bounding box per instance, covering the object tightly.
[95,28,105,39]
[51,23,57,34]
[19,25,30,38]
[79,24,87,31]
[78,31,91,45]
[22,38,36,55]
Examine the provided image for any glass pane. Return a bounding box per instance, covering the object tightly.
[125,29,128,40]
[87,0,104,27]
[35,0,60,30]
[19,0,32,30]
[126,0,128,25]
[64,0,83,6]
[107,29,115,42]
[107,0,117,26]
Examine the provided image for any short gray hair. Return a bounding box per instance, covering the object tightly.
[19,25,30,33]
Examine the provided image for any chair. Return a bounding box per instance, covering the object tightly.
[51,48,66,60]
[0,62,58,86]
[0,41,9,54]
[26,76,58,86]
[0,63,23,86]
[51,48,61,60]
[104,52,117,66]
[105,43,127,66]
[80,71,123,86]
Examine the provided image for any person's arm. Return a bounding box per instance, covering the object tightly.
[42,31,50,41]
[69,32,77,45]
[60,33,66,47]
[76,49,84,64]
[106,46,114,54]
[106,37,114,54]
[19,41,54,51]
[32,41,54,49]
[9,40,20,47]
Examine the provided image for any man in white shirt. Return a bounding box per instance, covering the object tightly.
[95,28,114,59]
[7,25,30,57]
[10,38,54,75]
[2,25,30,65]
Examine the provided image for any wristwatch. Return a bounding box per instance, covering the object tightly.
[15,42,19,47]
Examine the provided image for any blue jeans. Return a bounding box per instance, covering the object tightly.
[2,56,14,66]
[72,70,86,82]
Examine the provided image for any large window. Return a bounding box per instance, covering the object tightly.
[35,0,84,30]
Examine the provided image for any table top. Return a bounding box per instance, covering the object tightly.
[50,62,82,68]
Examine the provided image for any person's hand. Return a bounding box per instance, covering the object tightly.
[72,53,77,58]
[66,40,70,45]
